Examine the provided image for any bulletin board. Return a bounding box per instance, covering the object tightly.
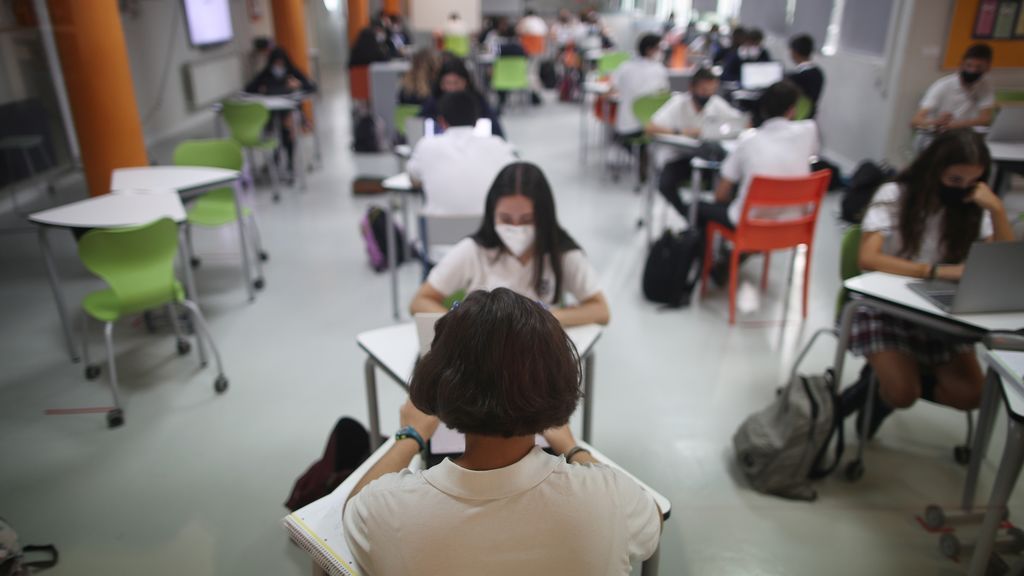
[944,0,1024,68]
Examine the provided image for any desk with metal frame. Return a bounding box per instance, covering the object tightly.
[380,173,421,321]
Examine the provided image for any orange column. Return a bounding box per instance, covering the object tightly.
[46,0,147,197]
[271,0,314,118]
[348,0,369,46]
[383,0,400,16]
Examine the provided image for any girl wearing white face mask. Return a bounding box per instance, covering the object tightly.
[410,162,611,327]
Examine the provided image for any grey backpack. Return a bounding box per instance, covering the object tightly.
[733,370,843,501]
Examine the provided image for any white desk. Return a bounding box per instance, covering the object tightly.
[580,80,612,166]
[986,141,1024,196]
[29,192,196,362]
[380,173,420,320]
[356,322,603,449]
[286,437,670,576]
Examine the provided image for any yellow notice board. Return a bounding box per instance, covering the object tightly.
[944,0,1024,68]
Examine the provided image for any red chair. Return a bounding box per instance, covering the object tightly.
[349,66,369,102]
[700,170,832,324]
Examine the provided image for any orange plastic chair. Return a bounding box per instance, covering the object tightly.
[521,34,546,57]
[593,95,617,124]
[349,66,370,101]
[669,44,688,69]
[700,170,832,324]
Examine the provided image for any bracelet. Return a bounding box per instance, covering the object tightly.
[564,446,591,463]
[395,425,426,451]
[928,264,938,280]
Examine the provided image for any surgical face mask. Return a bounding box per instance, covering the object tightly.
[936,183,973,208]
[693,94,711,108]
[960,69,982,85]
[494,224,535,257]
[271,65,286,79]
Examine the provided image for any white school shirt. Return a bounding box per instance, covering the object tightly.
[517,15,549,36]
[649,92,744,161]
[861,182,993,264]
[343,447,661,576]
[610,57,670,134]
[426,237,602,304]
[919,73,995,121]
[406,127,517,216]
[719,117,819,225]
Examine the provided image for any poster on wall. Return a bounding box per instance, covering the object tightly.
[972,0,1023,39]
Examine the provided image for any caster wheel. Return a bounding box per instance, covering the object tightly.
[954,445,971,466]
[176,339,191,355]
[924,505,946,530]
[190,257,201,269]
[214,375,229,394]
[259,251,269,262]
[85,364,101,380]
[939,532,961,559]
[254,278,266,290]
[844,460,865,482]
[106,409,124,428]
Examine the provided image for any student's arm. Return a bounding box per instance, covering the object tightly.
[858,232,963,280]
[947,106,994,129]
[714,177,734,203]
[970,182,1014,242]
[910,107,935,129]
[551,292,610,327]
[345,399,440,504]
[409,282,449,315]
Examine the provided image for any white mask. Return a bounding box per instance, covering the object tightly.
[494,224,535,257]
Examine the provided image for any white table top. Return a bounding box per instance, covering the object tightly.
[985,350,1024,416]
[393,144,412,159]
[235,92,303,110]
[357,322,603,386]
[382,172,415,191]
[29,191,186,228]
[369,60,411,72]
[845,272,1024,333]
[583,81,611,95]
[652,133,739,155]
[987,141,1024,163]
[111,166,239,194]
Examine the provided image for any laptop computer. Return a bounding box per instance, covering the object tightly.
[740,61,783,90]
[908,242,1024,314]
[987,106,1024,143]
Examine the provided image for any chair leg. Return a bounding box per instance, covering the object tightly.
[728,248,740,324]
[81,312,99,379]
[243,148,256,190]
[761,251,771,292]
[103,321,125,426]
[166,303,192,357]
[802,243,813,319]
[700,229,715,298]
[265,148,282,202]
[185,223,198,269]
[179,299,225,377]
[247,214,266,288]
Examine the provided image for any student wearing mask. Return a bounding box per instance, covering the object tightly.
[419,59,505,138]
[346,288,658,575]
[245,47,316,178]
[348,20,393,68]
[912,43,995,132]
[646,67,744,221]
[406,91,517,216]
[398,48,439,105]
[611,34,670,146]
[410,162,611,327]
[721,28,770,82]
[843,130,1014,437]
[786,34,824,118]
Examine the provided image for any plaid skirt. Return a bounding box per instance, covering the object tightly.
[848,307,976,366]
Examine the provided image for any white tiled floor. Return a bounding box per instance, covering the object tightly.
[2,73,1023,575]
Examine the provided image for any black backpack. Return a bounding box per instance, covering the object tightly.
[352,110,385,153]
[539,60,558,89]
[642,230,702,307]
[360,205,409,272]
[841,161,895,224]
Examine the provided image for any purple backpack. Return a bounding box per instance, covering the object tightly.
[360,205,407,272]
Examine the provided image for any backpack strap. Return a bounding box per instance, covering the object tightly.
[809,369,845,479]
[21,544,58,570]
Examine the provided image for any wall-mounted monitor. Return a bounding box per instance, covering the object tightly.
[183,0,234,47]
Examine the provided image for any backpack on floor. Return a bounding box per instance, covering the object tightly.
[284,417,377,512]
[360,205,408,272]
[352,110,386,153]
[642,230,701,308]
[733,370,844,501]
[840,161,895,224]
[810,157,844,191]
[539,59,558,89]
[0,519,58,576]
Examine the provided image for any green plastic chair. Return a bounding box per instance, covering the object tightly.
[597,51,630,75]
[174,139,267,298]
[78,218,227,428]
[222,100,283,202]
[794,96,813,121]
[443,35,470,58]
[491,56,530,91]
[835,224,862,319]
[996,89,1024,104]
[624,91,672,188]
[394,104,422,138]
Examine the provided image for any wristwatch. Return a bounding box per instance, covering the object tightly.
[395,425,426,451]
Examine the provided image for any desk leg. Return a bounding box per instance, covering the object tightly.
[232,180,256,302]
[645,158,656,245]
[968,416,1024,576]
[387,190,400,321]
[583,352,595,444]
[831,301,859,391]
[365,357,383,449]
[580,91,588,165]
[293,108,308,191]
[689,167,702,231]
[39,226,79,362]
[179,225,200,304]
[963,368,1003,511]
[640,544,661,576]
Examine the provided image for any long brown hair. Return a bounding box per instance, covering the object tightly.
[401,48,438,100]
[895,129,989,263]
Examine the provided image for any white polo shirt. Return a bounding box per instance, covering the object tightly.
[517,15,548,36]
[919,73,995,121]
[343,447,661,576]
[719,117,818,225]
[407,127,517,216]
[861,182,993,264]
[426,237,602,304]
[610,57,669,134]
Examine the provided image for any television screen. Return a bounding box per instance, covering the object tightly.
[183,0,234,47]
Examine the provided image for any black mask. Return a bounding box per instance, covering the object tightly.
[693,94,711,109]
[960,70,982,85]
[936,183,972,208]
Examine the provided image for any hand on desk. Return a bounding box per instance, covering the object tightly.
[401,398,440,441]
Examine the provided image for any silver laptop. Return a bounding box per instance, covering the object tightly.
[987,106,1024,142]
[740,61,783,90]
[908,242,1024,314]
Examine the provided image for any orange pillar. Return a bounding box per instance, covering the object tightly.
[271,0,314,118]
[348,0,369,46]
[383,0,400,16]
[46,0,147,197]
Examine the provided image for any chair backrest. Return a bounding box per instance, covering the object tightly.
[491,57,530,91]
[78,218,181,314]
[734,169,832,250]
[520,34,546,56]
[350,66,370,101]
[793,96,813,121]
[173,138,244,170]
[222,101,271,147]
[839,224,862,281]
[669,44,687,69]
[632,92,671,126]
[597,51,630,75]
[996,89,1024,105]
[443,35,470,57]
[394,104,422,137]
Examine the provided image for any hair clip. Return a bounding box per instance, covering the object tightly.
[450,300,461,311]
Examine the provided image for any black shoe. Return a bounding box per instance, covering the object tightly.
[710,256,730,287]
[855,367,893,440]
[839,365,871,419]
[531,92,542,106]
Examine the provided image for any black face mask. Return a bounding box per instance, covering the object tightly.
[960,70,982,85]
[936,183,972,208]
[693,94,711,109]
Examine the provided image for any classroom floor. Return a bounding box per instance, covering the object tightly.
[2,72,1024,576]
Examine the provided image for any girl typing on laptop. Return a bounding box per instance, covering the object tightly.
[846,129,1015,436]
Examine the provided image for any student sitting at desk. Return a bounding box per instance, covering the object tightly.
[721,27,771,83]
[345,289,659,575]
[398,48,439,105]
[410,162,611,327]
[419,59,505,138]
[407,91,516,215]
[610,34,669,179]
[912,43,995,134]
[844,129,1015,437]
[245,47,316,180]
[786,34,824,119]
[646,67,744,222]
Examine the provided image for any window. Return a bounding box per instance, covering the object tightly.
[738,0,788,34]
[837,0,896,56]
[789,0,835,51]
